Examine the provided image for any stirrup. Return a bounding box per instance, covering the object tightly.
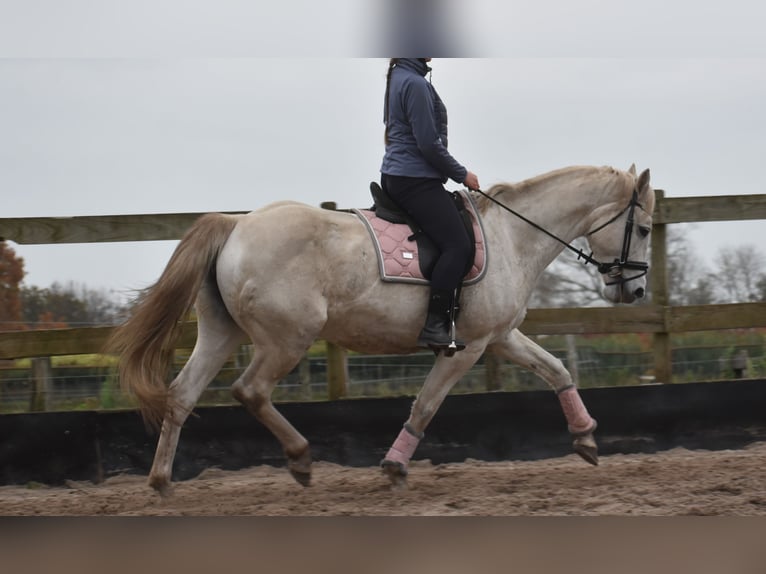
[444,343,465,357]
[431,341,466,357]
[428,319,465,357]
[443,318,466,356]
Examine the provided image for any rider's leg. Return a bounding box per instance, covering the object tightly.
[416,287,460,349]
[382,175,472,350]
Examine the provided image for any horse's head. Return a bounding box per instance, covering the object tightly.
[585,165,655,304]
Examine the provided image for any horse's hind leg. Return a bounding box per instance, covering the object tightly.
[231,345,314,486]
[148,289,245,496]
[488,328,598,465]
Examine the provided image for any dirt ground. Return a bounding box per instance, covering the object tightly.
[2,442,765,516]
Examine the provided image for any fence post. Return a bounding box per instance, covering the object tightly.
[326,342,348,399]
[651,189,673,383]
[298,354,312,399]
[30,357,53,412]
[565,334,579,386]
[484,353,503,391]
[319,201,349,399]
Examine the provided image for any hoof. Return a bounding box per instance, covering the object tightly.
[381,459,409,490]
[573,434,599,466]
[287,446,312,487]
[289,469,312,487]
[148,476,174,498]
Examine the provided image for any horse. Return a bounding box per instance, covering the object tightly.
[108,164,655,495]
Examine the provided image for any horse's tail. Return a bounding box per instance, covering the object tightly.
[107,213,239,429]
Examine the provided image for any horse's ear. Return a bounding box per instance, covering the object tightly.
[628,163,637,176]
[637,168,651,193]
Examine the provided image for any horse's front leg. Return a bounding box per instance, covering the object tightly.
[488,328,598,465]
[381,347,484,489]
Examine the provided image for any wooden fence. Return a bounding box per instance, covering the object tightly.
[1,190,765,403]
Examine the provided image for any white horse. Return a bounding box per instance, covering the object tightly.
[109,164,654,495]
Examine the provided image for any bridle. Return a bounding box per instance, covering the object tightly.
[585,188,650,285]
[473,186,650,286]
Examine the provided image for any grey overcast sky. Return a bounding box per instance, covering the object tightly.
[1,1,765,302]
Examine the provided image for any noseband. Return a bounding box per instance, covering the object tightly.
[585,189,649,286]
[473,187,649,286]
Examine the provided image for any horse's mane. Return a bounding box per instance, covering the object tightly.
[474,166,631,215]
[474,182,521,215]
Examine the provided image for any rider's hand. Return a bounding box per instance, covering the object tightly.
[464,171,480,191]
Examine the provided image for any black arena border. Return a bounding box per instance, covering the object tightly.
[1,379,765,486]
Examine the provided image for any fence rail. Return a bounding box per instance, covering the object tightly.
[1,301,764,361]
[1,191,765,404]
[2,194,765,245]
[654,194,766,224]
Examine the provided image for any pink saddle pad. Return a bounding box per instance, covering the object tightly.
[353,189,487,285]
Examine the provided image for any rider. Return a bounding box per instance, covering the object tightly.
[380,58,481,353]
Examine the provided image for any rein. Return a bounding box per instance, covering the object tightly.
[472,187,649,286]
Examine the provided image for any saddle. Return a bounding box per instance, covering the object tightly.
[353,182,486,283]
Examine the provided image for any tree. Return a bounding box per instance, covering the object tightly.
[683,275,718,305]
[0,241,25,331]
[528,226,727,308]
[756,276,766,302]
[529,238,606,308]
[713,245,766,303]
[20,282,126,328]
[664,227,717,305]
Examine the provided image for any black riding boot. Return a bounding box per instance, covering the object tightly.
[417,288,465,353]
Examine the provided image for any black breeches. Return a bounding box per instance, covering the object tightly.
[381,174,473,292]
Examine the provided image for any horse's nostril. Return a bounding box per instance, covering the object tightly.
[634,287,645,299]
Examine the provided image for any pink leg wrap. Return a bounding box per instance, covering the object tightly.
[557,386,596,435]
[384,425,422,466]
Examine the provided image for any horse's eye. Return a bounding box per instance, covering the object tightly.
[637,225,650,238]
